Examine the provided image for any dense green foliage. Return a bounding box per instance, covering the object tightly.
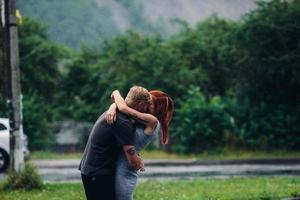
[1,0,299,152]
[1,177,300,200]
[231,0,300,150]
[171,87,235,153]
[18,19,72,149]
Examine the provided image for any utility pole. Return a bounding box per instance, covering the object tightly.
[3,0,24,173]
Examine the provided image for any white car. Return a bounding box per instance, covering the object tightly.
[0,118,30,172]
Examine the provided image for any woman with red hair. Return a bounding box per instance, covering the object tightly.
[106,89,174,200]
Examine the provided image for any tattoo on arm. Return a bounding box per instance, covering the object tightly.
[126,147,136,156]
[132,113,138,119]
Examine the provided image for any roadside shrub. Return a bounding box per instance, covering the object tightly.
[234,102,300,150]
[2,163,43,191]
[23,94,55,150]
[290,190,300,198]
[170,87,235,153]
[170,86,300,153]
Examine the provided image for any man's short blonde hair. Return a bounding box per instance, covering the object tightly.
[125,86,152,113]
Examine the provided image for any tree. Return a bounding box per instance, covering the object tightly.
[235,0,300,107]
[168,17,239,97]
[18,18,71,149]
[233,0,300,149]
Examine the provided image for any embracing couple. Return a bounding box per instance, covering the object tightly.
[78,86,174,200]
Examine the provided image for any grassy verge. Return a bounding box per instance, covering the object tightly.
[30,149,300,160]
[30,151,82,160]
[0,177,300,200]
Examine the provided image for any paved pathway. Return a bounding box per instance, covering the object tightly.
[1,159,300,182]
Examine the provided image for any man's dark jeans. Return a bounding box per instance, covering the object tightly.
[81,173,115,200]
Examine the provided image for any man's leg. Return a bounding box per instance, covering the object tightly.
[81,174,115,200]
[95,174,115,200]
[81,174,95,200]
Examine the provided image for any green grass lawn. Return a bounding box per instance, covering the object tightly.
[30,151,82,160]
[30,149,300,161]
[0,177,300,200]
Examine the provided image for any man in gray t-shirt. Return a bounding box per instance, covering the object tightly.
[79,112,135,176]
[79,86,152,200]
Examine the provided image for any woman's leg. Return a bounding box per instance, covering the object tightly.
[115,171,137,200]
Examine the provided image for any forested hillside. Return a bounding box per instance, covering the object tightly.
[17,0,256,49]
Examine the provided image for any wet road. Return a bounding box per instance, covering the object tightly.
[1,159,300,182]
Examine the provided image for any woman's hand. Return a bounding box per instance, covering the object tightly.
[111,90,119,102]
[105,103,117,124]
[110,92,115,102]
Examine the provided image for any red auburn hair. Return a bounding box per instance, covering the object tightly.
[149,90,174,144]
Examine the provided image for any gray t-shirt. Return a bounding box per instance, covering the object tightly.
[79,112,135,176]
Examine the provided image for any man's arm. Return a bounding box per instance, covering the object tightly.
[123,145,145,171]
